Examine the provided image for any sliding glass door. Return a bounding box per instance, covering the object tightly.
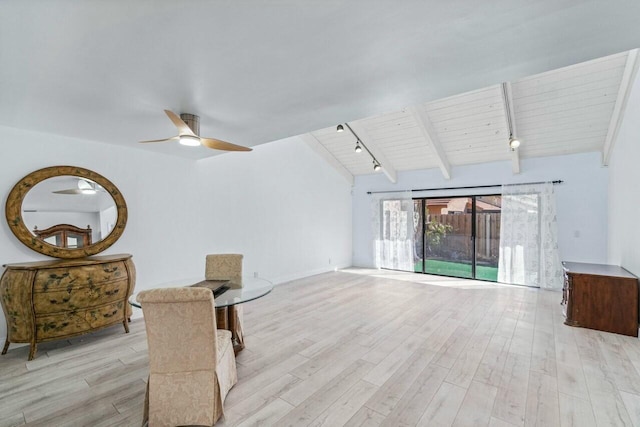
[475,196,501,281]
[414,195,501,281]
[425,197,474,278]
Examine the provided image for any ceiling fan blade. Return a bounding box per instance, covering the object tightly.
[138,136,179,144]
[53,189,85,195]
[164,110,196,136]
[201,137,252,152]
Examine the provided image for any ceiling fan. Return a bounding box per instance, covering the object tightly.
[53,179,102,195]
[140,110,252,152]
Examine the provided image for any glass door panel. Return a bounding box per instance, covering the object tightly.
[475,195,501,281]
[424,197,473,279]
[413,200,424,273]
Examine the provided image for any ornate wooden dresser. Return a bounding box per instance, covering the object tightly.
[561,261,639,337]
[1,253,135,360]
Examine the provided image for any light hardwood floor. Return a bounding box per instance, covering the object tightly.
[2,269,640,426]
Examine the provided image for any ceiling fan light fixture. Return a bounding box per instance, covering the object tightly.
[179,135,201,147]
[77,179,92,190]
[78,179,96,194]
[336,124,344,132]
[140,110,251,151]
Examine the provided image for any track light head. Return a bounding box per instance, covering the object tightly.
[355,143,362,153]
[509,136,521,150]
[336,124,344,132]
[373,161,381,171]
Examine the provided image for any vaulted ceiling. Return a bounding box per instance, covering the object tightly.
[1,1,639,163]
[305,50,638,183]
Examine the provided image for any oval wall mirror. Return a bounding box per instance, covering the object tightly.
[5,166,127,258]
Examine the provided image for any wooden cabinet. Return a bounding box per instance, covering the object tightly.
[0,254,135,360]
[33,224,93,248]
[562,262,639,337]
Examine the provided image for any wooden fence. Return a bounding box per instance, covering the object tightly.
[426,213,501,263]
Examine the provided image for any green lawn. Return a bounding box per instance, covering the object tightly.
[415,260,498,282]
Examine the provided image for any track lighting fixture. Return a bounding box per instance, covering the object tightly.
[502,82,521,151]
[337,122,383,173]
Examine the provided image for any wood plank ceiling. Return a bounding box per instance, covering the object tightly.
[306,50,637,182]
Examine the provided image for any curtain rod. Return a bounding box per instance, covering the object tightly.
[366,180,563,195]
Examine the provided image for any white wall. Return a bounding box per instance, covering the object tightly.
[100,206,118,240]
[0,126,353,342]
[608,72,640,277]
[196,135,353,284]
[353,152,609,268]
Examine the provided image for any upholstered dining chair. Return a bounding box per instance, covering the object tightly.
[138,287,237,427]
[205,254,243,287]
[205,254,245,352]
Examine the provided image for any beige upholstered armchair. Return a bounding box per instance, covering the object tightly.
[138,287,237,427]
[206,254,245,353]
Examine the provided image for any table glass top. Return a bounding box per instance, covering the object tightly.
[129,276,273,309]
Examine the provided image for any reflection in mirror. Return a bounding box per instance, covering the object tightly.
[22,176,118,248]
[33,224,93,249]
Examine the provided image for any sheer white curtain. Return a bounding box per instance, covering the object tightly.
[498,183,563,289]
[372,192,415,271]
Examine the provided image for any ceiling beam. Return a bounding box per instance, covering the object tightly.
[347,121,397,183]
[510,147,520,174]
[407,105,451,180]
[299,133,354,186]
[602,48,639,166]
[501,82,521,175]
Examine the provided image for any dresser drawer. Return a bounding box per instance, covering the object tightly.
[35,301,126,340]
[33,261,127,292]
[33,279,129,314]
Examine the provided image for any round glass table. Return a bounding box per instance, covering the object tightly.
[128,276,273,309]
[129,276,273,354]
